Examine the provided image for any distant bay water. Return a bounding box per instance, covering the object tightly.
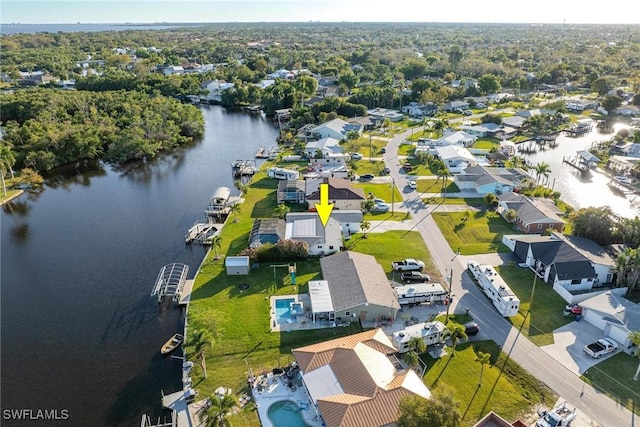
[0,23,197,35]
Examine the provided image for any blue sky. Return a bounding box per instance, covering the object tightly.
[1,0,638,25]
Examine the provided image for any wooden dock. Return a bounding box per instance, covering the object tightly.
[562,156,589,173]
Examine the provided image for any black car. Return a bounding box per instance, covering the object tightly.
[464,322,480,336]
[400,271,430,283]
[359,174,374,181]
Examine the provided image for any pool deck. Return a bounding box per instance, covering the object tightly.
[251,372,323,427]
[270,294,335,333]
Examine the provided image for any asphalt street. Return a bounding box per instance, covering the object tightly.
[382,128,635,426]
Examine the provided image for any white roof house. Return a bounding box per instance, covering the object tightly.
[435,130,477,148]
[435,145,477,173]
[311,118,362,141]
[305,137,342,158]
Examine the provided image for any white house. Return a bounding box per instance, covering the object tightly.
[201,80,235,102]
[435,145,477,173]
[310,118,361,141]
[285,213,342,256]
[434,130,477,148]
[305,137,343,158]
[163,65,185,75]
[581,291,640,353]
[454,165,527,195]
[402,102,438,117]
[367,107,404,122]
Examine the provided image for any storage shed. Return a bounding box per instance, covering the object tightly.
[225,256,250,275]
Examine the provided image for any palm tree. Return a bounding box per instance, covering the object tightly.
[629,331,640,381]
[407,336,427,354]
[403,350,420,371]
[476,351,491,385]
[533,162,551,185]
[360,219,371,238]
[210,234,222,259]
[188,329,213,379]
[273,203,290,219]
[228,203,240,223]
[200,393,237,427]
[433,119,445,137]
[447,324,468,355]
[504,208,518,223]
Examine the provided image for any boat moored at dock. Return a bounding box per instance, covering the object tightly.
[161,333,184,356]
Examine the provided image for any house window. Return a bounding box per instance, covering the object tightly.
[345,312,350,316]
[537,224,543,230]
[317,245,322,249]
[329,246,334,250]
[571,279,581,285]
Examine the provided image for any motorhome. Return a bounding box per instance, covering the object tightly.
[267,167,300,180]
[392,321,447,353]
[394,282,447,306]
[467,261,520,317]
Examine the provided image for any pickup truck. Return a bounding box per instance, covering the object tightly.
[401,271,431,283]
[583,338,618,358]
[392,259,425,272]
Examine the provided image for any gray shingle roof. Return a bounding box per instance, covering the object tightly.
[320,251,400,312]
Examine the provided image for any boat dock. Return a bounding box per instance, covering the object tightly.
[232,160,258,177]
[185,221,217,245]
[562,156,589,173]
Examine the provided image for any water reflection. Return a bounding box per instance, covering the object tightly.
[521,121,636,219]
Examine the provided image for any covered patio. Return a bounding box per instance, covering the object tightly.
[308,280,337,325]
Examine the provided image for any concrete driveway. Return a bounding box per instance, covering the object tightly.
[540,320,617,375]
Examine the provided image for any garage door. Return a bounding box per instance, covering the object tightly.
[606,324,629,348]
[583,309,607,330]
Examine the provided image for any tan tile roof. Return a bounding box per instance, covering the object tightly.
[292,329,431,427]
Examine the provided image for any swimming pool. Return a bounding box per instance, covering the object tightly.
[275,298,295,322]
[267,400,311,427]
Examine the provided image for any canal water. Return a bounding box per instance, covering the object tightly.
[520,121,637,219]
[0,106,278,426]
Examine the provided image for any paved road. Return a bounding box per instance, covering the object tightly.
[382,129,635,426]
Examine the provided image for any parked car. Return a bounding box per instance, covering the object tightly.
[359,174,374,181]
[380,147,387,154]
[476,102,487,108]
[464,322,480,336]
[401,271,431,283]
[404,162,412,172]
[463,110,473,116]
[372,202,390,212]
[382,167,390,174]
[407,180,417,189]
[350,152,363,160]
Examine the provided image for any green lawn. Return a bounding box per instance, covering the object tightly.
[581,352,640,414]
[398,143,415,156]
[415,178,459,194]
[353,182,403,202]
[423,197,485,206]
[432,211,512,254]
[352,159,387,175]
[496,265,573,346]
[471,138,500,151]
[363,210,412,222]
[346,230,442,282]
[423,340,556,426]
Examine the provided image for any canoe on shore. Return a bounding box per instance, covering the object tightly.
[161,333,184,356]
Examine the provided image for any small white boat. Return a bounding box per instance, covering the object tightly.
[161,333,183,355]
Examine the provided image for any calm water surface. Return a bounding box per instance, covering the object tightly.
[1,106,278,426]
[520,121,637,219]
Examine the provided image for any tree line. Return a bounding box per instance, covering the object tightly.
[0,88,204,171]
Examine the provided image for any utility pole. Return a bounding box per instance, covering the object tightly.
[391,177,395,215]
[445,267,453,323]
[369,134,372,162]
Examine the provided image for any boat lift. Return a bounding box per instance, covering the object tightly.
[150,263,190,303]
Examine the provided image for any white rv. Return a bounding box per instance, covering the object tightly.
[467,261,520,317]
[267,167,300,180]
[392,321,447,353]
[394,282,447,306]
